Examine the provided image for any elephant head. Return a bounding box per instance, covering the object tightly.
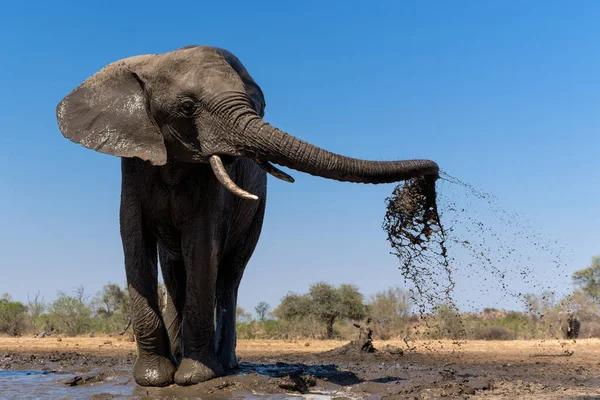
[56,45,439,199]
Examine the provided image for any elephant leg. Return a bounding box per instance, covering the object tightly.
[215,259,245,371]
[121,196,175,387]
[174,220,227,385]
[215,198,266,370]
[159,248,186,365]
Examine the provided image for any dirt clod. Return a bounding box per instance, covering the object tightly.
[381,344,404,356]
[63,372,105,386]
[465,377,492,391]
[325,338,376,357]
[276,370,315,393]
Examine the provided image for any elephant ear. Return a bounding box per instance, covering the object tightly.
[56,56,167,165]
[214,48,266,117]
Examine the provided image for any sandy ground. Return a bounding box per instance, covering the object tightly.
[1,335,600,399]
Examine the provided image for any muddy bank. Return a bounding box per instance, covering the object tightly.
[0,351,133,373]
[1,337,600,398]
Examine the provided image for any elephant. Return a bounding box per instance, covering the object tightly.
[559,311,581,339]
[55,45,439,387]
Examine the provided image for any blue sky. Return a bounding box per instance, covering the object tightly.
[0,1,598,315]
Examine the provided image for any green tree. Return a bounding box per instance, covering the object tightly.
[572,255,600,302]
[94,283,129,317]
[337,284,366,321]
[275,282,366,339]
[92,283,131,333]
[309,282,340,338]
[0,294,27,336]
[274,293,312,320]
[48,287,92,335]
[255,302,270,321]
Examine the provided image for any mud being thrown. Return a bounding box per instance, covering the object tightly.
[383,171,573,342]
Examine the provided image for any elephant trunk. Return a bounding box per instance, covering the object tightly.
[238,118,439,184]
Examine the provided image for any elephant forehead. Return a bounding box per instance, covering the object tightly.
[141,47,245,94]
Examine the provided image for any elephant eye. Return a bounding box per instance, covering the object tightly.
[179,100,197,117]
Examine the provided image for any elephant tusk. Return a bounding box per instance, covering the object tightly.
[256,160,295,183]
[209,155,259,200]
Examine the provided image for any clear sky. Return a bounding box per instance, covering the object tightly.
[1,1,598,316]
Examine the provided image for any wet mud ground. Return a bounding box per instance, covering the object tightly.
[1,337,600,399]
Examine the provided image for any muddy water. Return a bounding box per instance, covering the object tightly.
[3,349,600,399]
[0,346,458,399]
[0,368,337,399]
[0,369,134,400]
[0,361,357,400]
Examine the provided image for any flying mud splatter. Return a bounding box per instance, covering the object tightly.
[383,174,466,344]
[383,175,454,313]
[383,171,574,344]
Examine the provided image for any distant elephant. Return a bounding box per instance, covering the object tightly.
[55,45,439,387]
[559,311,581,339]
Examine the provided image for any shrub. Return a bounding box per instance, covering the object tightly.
[26,292,46,334]
[428,303,466,339]
[92,283,130,334]
[578,321,600,338]
[366,287,411,340]
[47,289,93,335]
[0,294,27,336]
[472,326,514,340]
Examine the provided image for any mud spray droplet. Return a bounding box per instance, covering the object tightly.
[383,171,574,351]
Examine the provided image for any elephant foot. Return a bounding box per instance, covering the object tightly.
[174,356,224,386]
[218,353,240,371]
[133,354,176,387]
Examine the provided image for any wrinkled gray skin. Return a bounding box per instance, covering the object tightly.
[56,45,439,387]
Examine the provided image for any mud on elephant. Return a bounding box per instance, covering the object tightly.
[56,45,439,387]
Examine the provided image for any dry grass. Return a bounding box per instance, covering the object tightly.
[1,335,598,364]
[0,335,136,356]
